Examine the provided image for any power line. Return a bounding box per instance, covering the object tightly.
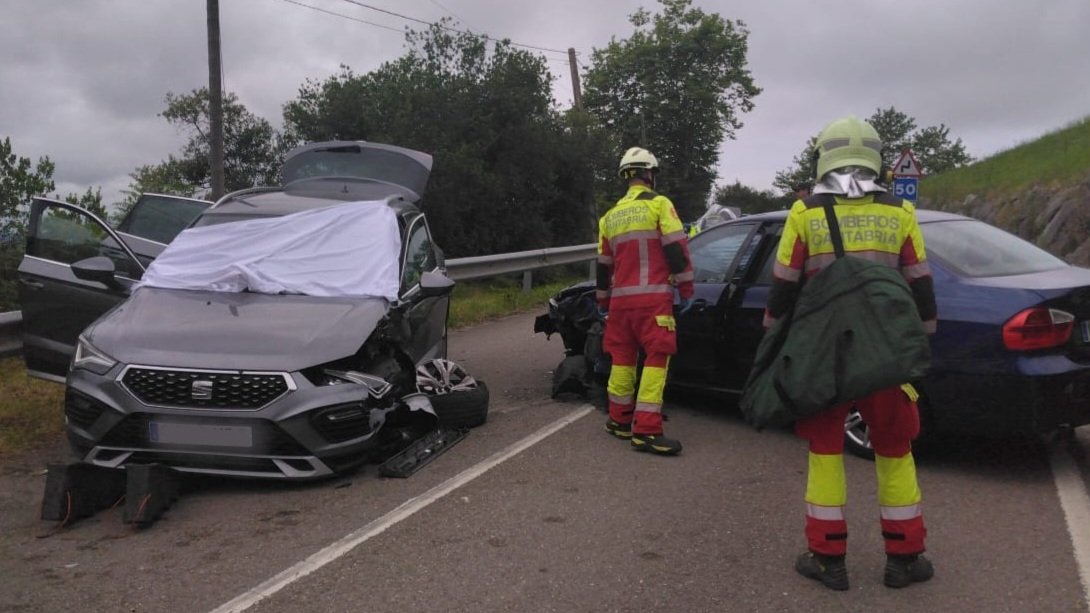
[279,0,405,33]
[338,0,572,56]
[427,0,470,28]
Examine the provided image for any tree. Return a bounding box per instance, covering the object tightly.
[63,187,106,220]
[867,106,917,164]
[582,0,760,219]
[911,123,971,174]
[0,138,56,309]
[772,136,818,197]
[119,89,284,217]
[0,137,55,240]
[774,107,972,193]
[283,22,599,255]
[713,181,792,215]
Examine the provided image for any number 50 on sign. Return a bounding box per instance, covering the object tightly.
[893,177,918,203]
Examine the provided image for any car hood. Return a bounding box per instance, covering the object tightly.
[86,287,389,371]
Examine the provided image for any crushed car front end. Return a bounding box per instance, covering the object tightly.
[64,290,438,480]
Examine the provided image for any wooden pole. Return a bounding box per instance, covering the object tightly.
[207,0,226,200]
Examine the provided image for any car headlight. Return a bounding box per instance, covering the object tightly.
[72,336,117,375]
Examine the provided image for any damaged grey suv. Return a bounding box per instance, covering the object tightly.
[17,141,487,480]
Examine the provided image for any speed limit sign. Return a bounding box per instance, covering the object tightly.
[893,177,918,203]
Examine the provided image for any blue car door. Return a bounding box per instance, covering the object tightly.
[672,222,760,390]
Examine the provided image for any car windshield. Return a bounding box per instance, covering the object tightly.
[923,219,1067,278]
[139,202,402,299]
[281,145,430,197]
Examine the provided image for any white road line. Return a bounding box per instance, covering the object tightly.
[1049,429,1090,607]
[209,404,595,613]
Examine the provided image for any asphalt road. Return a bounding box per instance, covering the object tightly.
[2,311,1089,612]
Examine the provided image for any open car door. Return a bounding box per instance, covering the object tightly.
[18,198,145,381]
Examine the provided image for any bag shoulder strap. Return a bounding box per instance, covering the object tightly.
[634,190,659,201]
[803,194,845,258]
[822,201,845,259]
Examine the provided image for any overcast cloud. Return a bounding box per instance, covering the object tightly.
[2,0,1088,209]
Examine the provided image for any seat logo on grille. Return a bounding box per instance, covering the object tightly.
[191,380,214,400]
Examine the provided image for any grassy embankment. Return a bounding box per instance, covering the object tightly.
[922,116,1090,205]
[0,274,585,456]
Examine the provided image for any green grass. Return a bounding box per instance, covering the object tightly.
[0,274,587,457]
[923,116,1090,206]
[0,357,66,455]
[448,275,586,328]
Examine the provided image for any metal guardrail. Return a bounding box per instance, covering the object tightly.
[0,243,599,357]
[445,243,597,282]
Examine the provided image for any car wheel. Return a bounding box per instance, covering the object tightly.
[844,409,875,460]
[416,359,489,428]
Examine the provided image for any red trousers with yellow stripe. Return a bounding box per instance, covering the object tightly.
[795,385,928,557]
[603,302,677,435]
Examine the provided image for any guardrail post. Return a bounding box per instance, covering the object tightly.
[522,271,532,293]
[588,260,595,280]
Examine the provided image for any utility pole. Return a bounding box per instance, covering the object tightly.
[207,0,226,201]
[568,48,596,242]
[567,48,582,110]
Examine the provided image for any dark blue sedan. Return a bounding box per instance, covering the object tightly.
[539,210,1090,457]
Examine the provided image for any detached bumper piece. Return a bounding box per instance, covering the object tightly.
[41,463,126,524]
[41,462,182,528]
[123,464,182,527]
[379,427,467,478]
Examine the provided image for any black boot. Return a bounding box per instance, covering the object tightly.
[795,551,849,591]
[604,419,632,439]
[630,433,682,455]
[884,553,934,588]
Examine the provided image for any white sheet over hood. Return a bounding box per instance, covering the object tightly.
[138,200,402,300]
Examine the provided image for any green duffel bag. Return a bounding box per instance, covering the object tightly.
[739,205,931,430]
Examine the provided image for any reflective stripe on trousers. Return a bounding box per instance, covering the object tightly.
[796,386,927,556]
[603,303,677,435]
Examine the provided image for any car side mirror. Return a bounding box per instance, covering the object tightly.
[419,271,455,297]
[71,256,122,289]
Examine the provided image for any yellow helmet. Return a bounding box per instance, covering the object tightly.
[813,116,883,180]
[618,147,659,179]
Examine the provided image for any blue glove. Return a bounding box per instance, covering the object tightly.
[676,297,693,315]
[597,306,609,320]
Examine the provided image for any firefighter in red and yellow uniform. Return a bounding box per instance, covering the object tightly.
[765,117,938,591]
[597,147,693,455]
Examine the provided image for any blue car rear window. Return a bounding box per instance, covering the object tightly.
[923,219,1067,278]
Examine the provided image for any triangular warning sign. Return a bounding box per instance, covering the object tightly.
[892,149,924,177]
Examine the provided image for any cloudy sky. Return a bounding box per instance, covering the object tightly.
[2,0,1089,209]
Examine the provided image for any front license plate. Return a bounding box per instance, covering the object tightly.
[1082,321,1090,344]
[148,422,253,447]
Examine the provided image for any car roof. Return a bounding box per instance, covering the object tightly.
[722,207,972,225]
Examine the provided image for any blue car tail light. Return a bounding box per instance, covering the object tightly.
[1003,307,1075,351]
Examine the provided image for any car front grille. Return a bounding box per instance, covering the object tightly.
[98,413,310,456]
[120,367,291,409]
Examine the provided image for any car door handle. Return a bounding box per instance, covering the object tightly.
[18,278,44,290]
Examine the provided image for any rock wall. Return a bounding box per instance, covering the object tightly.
[920,174,1090,267]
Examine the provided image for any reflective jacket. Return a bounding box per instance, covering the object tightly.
[597,185,694,310]
[765,192,937,332]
